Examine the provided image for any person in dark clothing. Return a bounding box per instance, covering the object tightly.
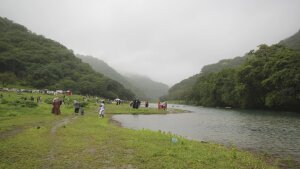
[145,100,149,108]
[132,100,137,109]
[132,99,141,109]
[137,100,141,108]
[74,100,80,115]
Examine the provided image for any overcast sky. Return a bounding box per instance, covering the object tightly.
[0,0,299,86]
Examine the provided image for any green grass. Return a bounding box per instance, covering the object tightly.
[0,91,283,168]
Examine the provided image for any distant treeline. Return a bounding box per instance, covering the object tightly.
[165,32,300,111]
[190,45,300,111]
[0,17,134,100]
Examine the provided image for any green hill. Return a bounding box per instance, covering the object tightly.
[167,56,248,100]
[201,56,248,75]
[168,29,300,104]
[76,54,147,99]
[279,29,300,50]
[0,17,134,99]
[124,74,169,100]
[166,74,200,101]
[76,55,168,100]
[167,29,300,111]
[190,44,300,111]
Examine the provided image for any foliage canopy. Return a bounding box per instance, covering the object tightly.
[0,17,134,99]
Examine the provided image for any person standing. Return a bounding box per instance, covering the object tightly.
[137,99,141,108]
[74,100,80,115]
[99,101,105,118]
[145,100,149,108]
[37,96,41,103]
[79,103,84,115]
[164,102,167,110]
[52,98,61,115]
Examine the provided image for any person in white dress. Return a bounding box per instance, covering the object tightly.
[99,101,105,118]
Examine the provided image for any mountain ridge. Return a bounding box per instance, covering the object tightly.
[76,54,168,100]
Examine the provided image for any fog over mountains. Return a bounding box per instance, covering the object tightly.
[77,54,168,100]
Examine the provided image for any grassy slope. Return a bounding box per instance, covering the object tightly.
[0,92,279,169]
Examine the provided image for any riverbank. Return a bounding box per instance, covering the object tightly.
[0,92,283,168]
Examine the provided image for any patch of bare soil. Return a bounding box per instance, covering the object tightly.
[0,121,45,139]
[43,116,78,169]
[0,127,25,139]
[109,117,122,127]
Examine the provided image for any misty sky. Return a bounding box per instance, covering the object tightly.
[0,0,299,86]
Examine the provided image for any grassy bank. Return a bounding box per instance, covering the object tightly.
[0,91,281,168]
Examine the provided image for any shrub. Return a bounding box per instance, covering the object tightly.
[44,98,53,104]
[80,102,89,107]
[9,99,38,108]
[24,100,38,107]
[0,98,9,104]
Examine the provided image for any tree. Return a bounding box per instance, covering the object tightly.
[0,72,17,86]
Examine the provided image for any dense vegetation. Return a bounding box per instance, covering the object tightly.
[76,54,147,99]
[165,55,247,101]
[124,74,169,100]
[167,30,300,112]
[279,29,300,51]
[191,45,300,111]
[0,17,134,99]
[164,74,200,101]
[77,54,169,100]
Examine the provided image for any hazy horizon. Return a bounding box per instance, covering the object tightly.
[0,0,299,86]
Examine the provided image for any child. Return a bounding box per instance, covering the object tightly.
[99,101,105,118]
[79,103,84,115]
[74,100,80,115]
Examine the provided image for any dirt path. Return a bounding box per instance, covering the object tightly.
[43,115,78,169]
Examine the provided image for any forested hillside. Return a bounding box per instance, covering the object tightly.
[166,74,200,101]
[167,30,300,111]
[190,44,300,111]
[0,17,134,99]
[279,29,300,51]
[76,54,147,99]
[167,56,248,100]
[125,74,169,100]
[201,56,248,75]
[77,55,169,100]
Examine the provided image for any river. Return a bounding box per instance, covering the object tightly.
[112,104,300,163]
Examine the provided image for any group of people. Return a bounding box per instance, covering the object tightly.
[158,101,167,110]
[51,96,168,118]
[129,100,150,108]
[51,97,105,118]
[130,99,141,109]
[73,100,84,115]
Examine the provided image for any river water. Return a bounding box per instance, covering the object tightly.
[112,104,300,163]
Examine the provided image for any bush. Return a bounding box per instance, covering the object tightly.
[80,102,89,107]
[24,100,38,107]
[0,98,9,104]
[8,113,17,116]
[44,98,53,104]
[9,99,38,108]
